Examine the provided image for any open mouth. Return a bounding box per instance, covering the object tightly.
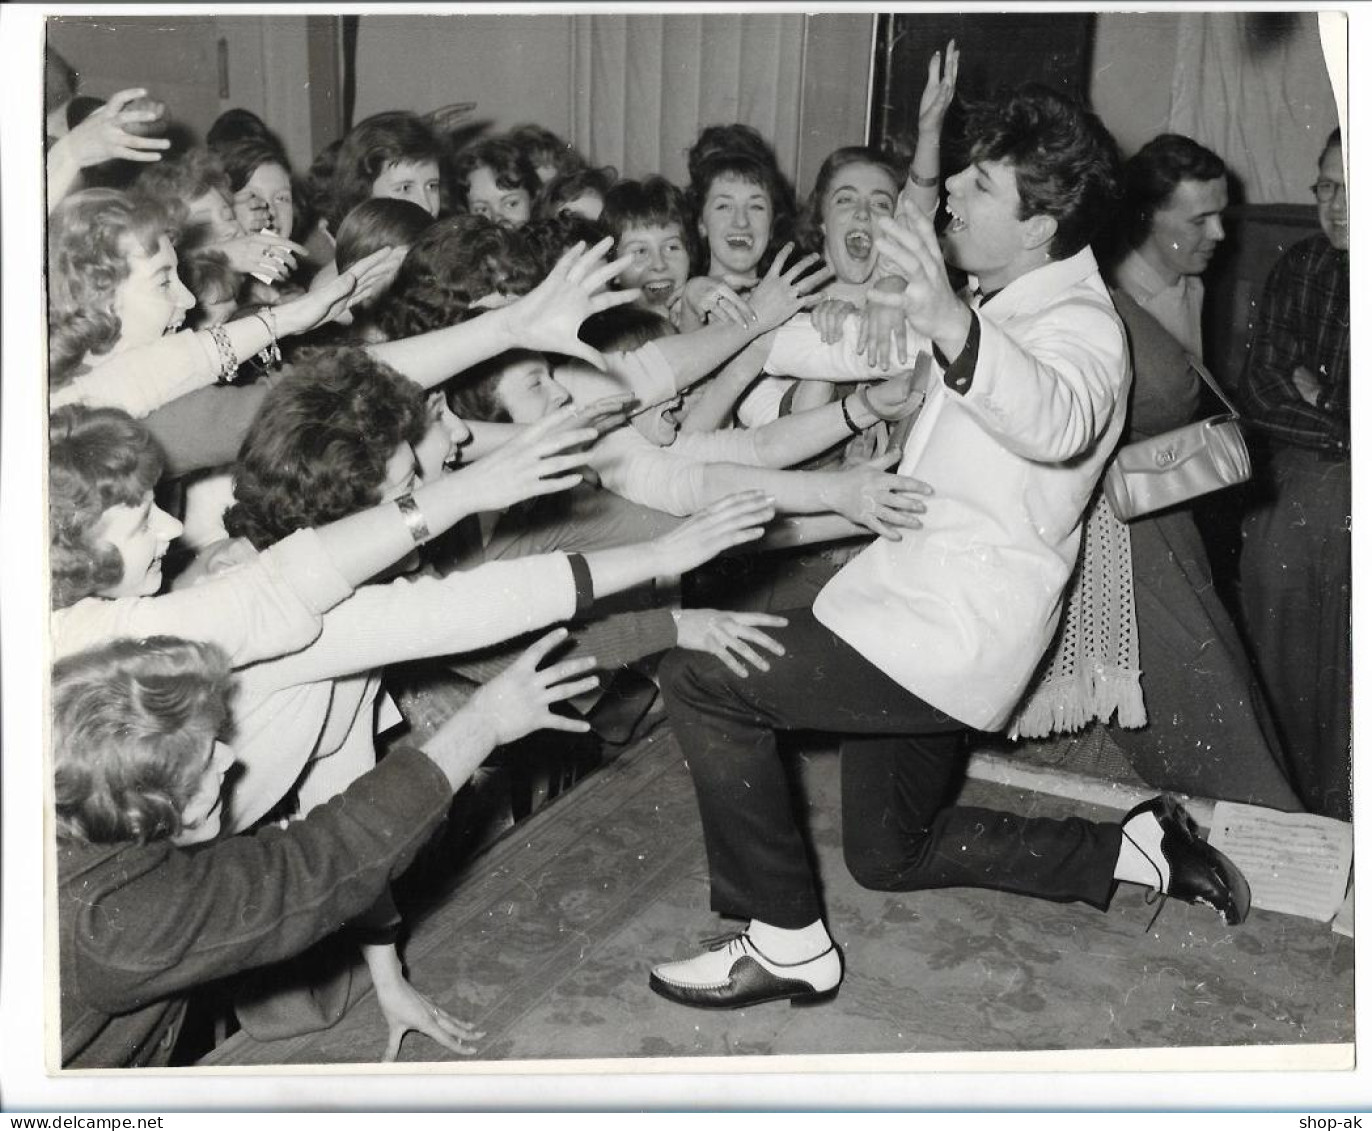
[642,279,677,303]
[724,234,755,251]
[945,202,968,234]
[843,230,873,260]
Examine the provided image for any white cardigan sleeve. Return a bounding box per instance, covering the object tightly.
[234,553,578,689]
[49,331,220,418]
[52,528,354,665]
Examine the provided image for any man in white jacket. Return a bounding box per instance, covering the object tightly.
[651,86,1252,1010]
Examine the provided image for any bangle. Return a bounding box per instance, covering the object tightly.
[251,309,282,368]
[909,171,940,189]
[566,552,594,617]
[206,325,238,384]
[395,493,431,546]
[840,394,864,435]
[859,382,911,423]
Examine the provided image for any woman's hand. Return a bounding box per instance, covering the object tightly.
[871,214,972,356]
[673,608,788,677]
[499,238,640,369]
[683,276,755,327]
[273,248,397,336]
[748,244,834,333]
[446,402,606,511]
[825,449,932,541]
[861,368,927,421]
[649,491,776,575]
[812,299,858,345]
[857,291,912,370]
[917,39,960,139]
[233,187,273,235]
[466,628,601,746]
[60,88,170,169]
[371,968,484,1062]
[218,230,309,283]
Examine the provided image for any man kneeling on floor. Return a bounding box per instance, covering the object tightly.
[650,85,1252,1010]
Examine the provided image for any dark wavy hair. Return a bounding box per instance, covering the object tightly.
[601,175,696,257]
[136,146,232,211]
[963,85,1121,261]
[49,406,164,609]
[521,212,610,275]
[1115,134,1226,252]
[796,146,903,260]
[334,197,435,274]
[579,304,675,355]
[535,166,617,221]
[377,215,543,340]
[509,123,589,181]
[329,111,444,231]
[207,107,284,154]
[445,347,543,425]
[53,636,232,844]
[451,136,541,213]
[47,189,182,386]
[687,149,796,276]
[223,347,429,550]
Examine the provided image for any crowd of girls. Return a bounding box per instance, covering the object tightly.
[43,35,1343,1067]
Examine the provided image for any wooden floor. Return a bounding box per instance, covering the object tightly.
[203,726,1355,1069]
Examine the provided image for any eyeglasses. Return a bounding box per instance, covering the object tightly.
[1311,179,1346,203]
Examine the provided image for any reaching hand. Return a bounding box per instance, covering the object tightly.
[447,402,602,511]
[861,369,927,421]
[871,214,970,349]
[60,88,170,169]
[683,276,755,327]
[917,39,960,138]
[232,187,273,235]
[812,299,858,345]
[828,448,932,541]
[673,609,788,678]
[218,230,308,283]
[373,974,484,1062]
[856,299,911,369]
[748,244,834,332]
[271,248,395,336]
[650,491,777,575]
[502,238,641,370]
[466,628,601,746]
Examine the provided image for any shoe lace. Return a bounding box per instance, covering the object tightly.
[1121,825,1170,935]
[699,930,751,956]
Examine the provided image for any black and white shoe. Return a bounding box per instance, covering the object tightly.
[649,931,842,1010]
[1123,795,1252,927]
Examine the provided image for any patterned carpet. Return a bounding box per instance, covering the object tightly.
[202,727,1354,1068]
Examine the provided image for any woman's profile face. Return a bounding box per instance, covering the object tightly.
[495,355,571,423]
[172,739,236,846]
[110,235,197,350]
[92,489,185,599]
[820,161,898,285]
[699,173,772,278]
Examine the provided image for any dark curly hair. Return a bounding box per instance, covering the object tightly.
[329,111,444,231]
[509,123,589,181]
[1114,134,1226,253]
[687,149,796,276]
[53,636,232,845]
[451,136,541,215]
[136,146,233,211]
[223,347,430,550]
[521,212,611,276]
[49,405,164,609]
[601,175,696,258]
[535,165,617,222]
[47,189,182,386]
[377,215,543,340]
[445,347,543,425]
[963,84,1121,261]
[207,107,285,155]
[796,146,903,260]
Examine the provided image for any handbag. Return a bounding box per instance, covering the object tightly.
[1102,357,1251,522]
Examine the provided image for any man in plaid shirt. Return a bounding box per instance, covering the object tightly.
[1237,127,1350,819]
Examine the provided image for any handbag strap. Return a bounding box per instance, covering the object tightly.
[1188,355,1242,417]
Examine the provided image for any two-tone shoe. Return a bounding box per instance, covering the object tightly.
[1123,794,1252,926]
[649,931,842,1009]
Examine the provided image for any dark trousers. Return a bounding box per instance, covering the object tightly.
[659,608,1122,929]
